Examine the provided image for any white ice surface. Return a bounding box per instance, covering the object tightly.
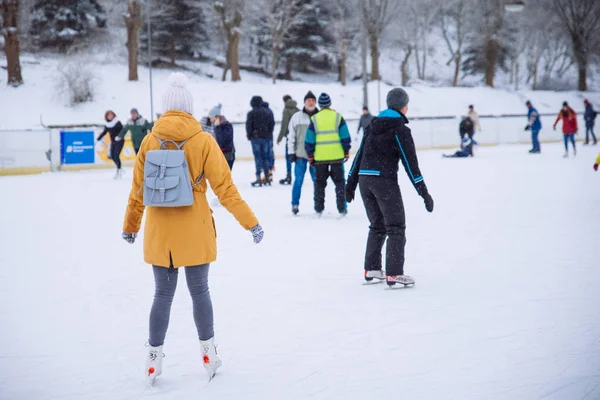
[1,143,600,399]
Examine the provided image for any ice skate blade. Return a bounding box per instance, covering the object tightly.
[363,280,385,285]
[385,283,415,290]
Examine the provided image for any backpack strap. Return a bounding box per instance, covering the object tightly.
[154,133,199,150]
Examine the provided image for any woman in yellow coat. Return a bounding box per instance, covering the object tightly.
[122,73,263,384]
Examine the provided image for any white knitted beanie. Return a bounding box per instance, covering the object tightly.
[163,72,194,115]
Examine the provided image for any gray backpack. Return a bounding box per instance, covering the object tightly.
[143,136,201,207]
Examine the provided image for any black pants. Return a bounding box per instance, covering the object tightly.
[359,176,406,276]
[110,140,125,169]
[314,163,346,213]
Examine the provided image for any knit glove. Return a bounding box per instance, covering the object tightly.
[423,193,434,213]
[345,186,355,203]
[344,152,350,163]
[250,224,264,244]
[594,163,599,172]
[524,125,531,131]
[553,125,557,131]
[308,156,315,167]
[289,154,297,163]
[115,136,122,142]
[122,232,137,244]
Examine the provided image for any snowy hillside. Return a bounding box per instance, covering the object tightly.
[1,143,600,399]
[2,56,600,131]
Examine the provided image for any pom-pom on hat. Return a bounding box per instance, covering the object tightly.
[163,72,194,115]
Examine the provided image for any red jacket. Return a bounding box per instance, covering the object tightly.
[554,110,578,134]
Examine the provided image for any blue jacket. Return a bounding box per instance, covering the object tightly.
[528,107,542,131]
[215,119,235,153]
[585,104,595,128]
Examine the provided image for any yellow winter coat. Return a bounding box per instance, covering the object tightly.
[596,153,600,165]
[123,110,259,268]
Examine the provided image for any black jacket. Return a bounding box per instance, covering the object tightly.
[97,120,124,142]
[246,96,275,140]
[459,117,474,135]
[347,109,429,198]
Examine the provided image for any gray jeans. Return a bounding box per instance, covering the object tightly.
[149,264,214,347]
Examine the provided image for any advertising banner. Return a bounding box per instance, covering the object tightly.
[60,131,95,165]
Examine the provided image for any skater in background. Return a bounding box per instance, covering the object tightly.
[97,110,125,179]
[118,108,154,155]
[211,105,235,170]
[443,137,474,158]
[276,95,299,185]
[288,91,319,215]
[554,101,578,158]
[200,115,215,138]
[305,93,351,216]
[356,106,374,139]
[525,100,542,154]
[262,100,276,182]
[594,153,600,171]
[468,104,481,144]
[346,88,434,287]
[246,96,275,186]
[584,99,597,145]
[122,72,263,384]
[459,117,474,146]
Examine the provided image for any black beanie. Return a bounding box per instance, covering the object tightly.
[304,91,316,102]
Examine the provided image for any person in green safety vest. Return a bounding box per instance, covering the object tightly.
[304,93,352,216]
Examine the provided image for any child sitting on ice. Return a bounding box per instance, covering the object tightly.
[444,137,474,158]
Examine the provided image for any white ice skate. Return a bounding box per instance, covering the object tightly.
[145,344,164,385]
[364,270,385,282]
[386,275,415,287]
[200,338,222,381]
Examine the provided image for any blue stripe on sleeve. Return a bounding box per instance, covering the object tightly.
[395,135,423,183]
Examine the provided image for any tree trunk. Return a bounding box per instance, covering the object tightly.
[573,36,588,91]
[515,60,519,91]
[272,46,279,84]
[340,56,347,86]
[284,56,293,81]
[401,46,412,86]
[369,34,379,81]
[230,30,241,82]
[168,40,176,66]
[578,66,587,91]
[452,52,461,87]
[532,62,538,90]
[125,1,142,81]
[2,0,23,87]
[415,46,421,80]
[484,38,498,88]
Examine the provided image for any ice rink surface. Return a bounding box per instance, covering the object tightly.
[1,143,599,399]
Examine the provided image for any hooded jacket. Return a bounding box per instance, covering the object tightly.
[459,118,474,135]
[214,117,235,154]
[118,115,154,149]
[347,109,429,198]
[585,103,596,128]
[123,110,258,268]
[277,98,300,143]
[246,96,275,140]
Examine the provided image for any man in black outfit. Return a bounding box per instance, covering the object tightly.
[346,88,434,287]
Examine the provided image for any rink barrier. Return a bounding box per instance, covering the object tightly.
[0,112,585,176]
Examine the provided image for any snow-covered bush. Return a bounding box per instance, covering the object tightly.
[56,61,97,105]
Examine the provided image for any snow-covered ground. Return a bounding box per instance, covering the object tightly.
[2,57,600,131]
[1,143,599,399]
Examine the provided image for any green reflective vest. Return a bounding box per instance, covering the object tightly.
[312,109,344,162]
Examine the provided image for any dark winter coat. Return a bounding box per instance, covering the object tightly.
[119,116,154,150]
[97,119,124,142]
[357,113,374,134]
[246,96,275,140]
[347,109,429,198]
[215,118,235,161]
[277,98,300,143]
[585,103,596,128]
[459,117,474,136]
[262,101,275,137]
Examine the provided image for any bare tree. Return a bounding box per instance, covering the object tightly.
[215,0,244,82]
[409,0,439,81]
[265,0,308,84]
[551,0,600,91]
[440,0,471,86]
[359,0,393,81]
[124,1,142,81]
[331,0,358,86]
[1,0,23,86]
